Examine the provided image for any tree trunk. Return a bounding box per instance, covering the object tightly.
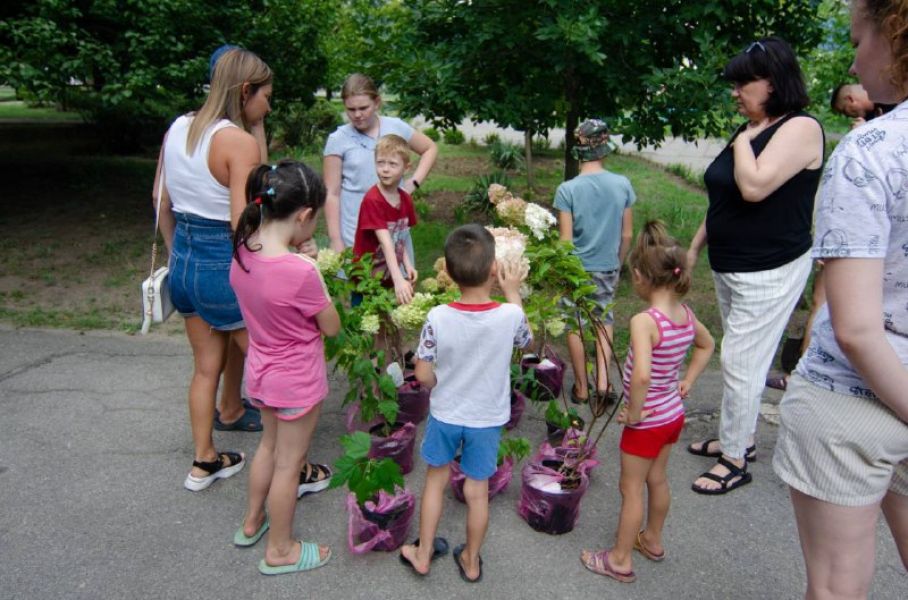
[524,128,534,194]
[563,70,580,181]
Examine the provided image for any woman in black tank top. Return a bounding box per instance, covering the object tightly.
[685,37,825,495]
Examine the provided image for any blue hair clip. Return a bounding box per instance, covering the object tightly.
[266,187,275,196]
[271,164,277,171]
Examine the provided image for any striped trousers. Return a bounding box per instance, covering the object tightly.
[713,251,812,459]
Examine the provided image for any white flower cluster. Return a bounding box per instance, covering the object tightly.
[496,197,527,226]
[315,248,343,276]
[524,203,557,240]
[390,292,436,330]
[486,227,530,281]
[488,183,512,205]
[360,313,380,335]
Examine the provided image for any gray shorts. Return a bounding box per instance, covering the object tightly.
[562,269,619,327]
[773,374,908,506]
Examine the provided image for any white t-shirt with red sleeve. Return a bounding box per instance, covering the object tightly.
[352,185,417,283]
[416,302,533,428]
[229,247,332,409]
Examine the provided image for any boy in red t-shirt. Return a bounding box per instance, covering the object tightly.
[352,134,418,304]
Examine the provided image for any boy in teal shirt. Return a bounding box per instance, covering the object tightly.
[554,119,635,404]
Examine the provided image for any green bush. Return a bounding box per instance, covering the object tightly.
[270,98,342,153]
[483,132,501,146]
[531,135,551,152]
[443,127,465,145]
[423,127,440,142]
[456,171,512,222]
[489,139,523,170]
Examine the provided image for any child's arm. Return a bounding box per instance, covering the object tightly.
[618,207,633,265]
[375,228,413,304]
[315,303,341,337]
[497,259,524,308]
[414,358,437,389]
[679,316,714,398]
[618,312,658,425]
[558,211,573,243]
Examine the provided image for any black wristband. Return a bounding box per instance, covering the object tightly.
[412,179,420,189]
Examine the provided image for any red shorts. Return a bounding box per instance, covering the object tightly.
[620,416,685,459]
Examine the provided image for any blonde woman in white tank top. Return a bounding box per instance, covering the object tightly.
[153,47,270,491]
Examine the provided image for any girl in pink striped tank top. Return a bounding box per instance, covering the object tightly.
[582,221,714,583]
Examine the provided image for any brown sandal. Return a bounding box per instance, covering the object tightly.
[633,531,665,562]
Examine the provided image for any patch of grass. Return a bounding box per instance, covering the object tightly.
[0,101,81,121]
[0,306,117,330]
[410,221,451,277]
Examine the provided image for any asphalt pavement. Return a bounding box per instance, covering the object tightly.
[0,325,904,600]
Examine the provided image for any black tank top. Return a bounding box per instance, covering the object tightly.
[704,111,824,273]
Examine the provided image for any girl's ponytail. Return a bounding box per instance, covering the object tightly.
[629,220,691,296]
[233,164,273,271]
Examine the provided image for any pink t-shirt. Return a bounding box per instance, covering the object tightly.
[229,247,332,409]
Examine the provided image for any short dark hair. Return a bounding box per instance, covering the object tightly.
[722,36,809,117]
[444,224,496,287]
[830,83,850,114]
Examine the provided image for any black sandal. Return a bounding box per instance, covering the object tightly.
[297,463,332,498]
[686,439,757,462]
[691,456,752,495]
[183,451,245,492]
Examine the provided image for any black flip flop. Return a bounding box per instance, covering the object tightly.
[453,543,483,583]
[399,537,449,575]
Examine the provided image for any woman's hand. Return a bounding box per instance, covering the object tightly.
[737,117,773,143]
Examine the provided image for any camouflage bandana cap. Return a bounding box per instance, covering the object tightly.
[573,118,617,161]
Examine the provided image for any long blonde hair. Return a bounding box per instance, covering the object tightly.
[186,48,272,155]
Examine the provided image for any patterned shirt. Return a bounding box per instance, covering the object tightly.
[797,101,908,398]
[622,306,695,429]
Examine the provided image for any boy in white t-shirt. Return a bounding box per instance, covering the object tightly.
[399,224,532,582]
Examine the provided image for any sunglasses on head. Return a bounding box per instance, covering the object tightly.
[745,41,767,54]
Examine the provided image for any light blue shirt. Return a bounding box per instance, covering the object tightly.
[553,170,636,272]
[323,116,414,247]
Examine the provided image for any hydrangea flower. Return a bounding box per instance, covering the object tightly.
[545,318,566,337]
[360,313,380,335]
[488,183,512,205]
[316,248,343,275]
[524,203,557,240]
[496,197,527,227]
[420,277,440,293]
[486,226,530,281]
[390,293,436,330]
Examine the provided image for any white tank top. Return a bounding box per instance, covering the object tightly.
[163,114,237,222]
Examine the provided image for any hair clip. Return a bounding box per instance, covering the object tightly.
[745,41,766,54]
[271,164,277,171]
[673,267,681,276]
[266,187,275,196]
[253,196,262,205]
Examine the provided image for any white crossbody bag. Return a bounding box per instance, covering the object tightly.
[140,164,174,334]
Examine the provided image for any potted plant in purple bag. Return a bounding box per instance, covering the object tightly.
[330,431,415,554]
[449,435,531,502]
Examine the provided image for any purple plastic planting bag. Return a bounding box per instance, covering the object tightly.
[535,428,599,475]
[521,346,565,401]
[345,489,415,554]
[517,459,590,535]
[449,456,515,503]
[368,421,417,475]
[397,375,430,425]
[506,389,527,430]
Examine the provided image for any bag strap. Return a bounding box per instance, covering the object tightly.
[142,159,166,334]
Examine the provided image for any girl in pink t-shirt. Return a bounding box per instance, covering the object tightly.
[581,221,714,583]
[229,161,340,575]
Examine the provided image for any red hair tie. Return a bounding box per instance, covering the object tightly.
[673,267,681,276]
[253,196,262,205]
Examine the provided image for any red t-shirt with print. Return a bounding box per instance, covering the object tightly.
[352,184,417,286]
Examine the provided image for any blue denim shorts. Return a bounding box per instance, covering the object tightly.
[168,212,244,331]
[420,416,502,480]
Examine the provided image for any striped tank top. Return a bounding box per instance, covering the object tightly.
[622,305,695,429]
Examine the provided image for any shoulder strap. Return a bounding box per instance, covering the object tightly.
[142,155,166,334]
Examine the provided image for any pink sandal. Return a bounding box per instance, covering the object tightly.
[580,549,636,583]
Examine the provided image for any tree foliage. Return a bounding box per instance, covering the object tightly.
[388,0,826,178]
[0,0,334,150]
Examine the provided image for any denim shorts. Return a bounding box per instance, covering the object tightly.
[420,415,502,480]
[562,269,619,327]
[168,212,244,331]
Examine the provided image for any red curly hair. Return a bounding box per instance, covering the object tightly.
[862,0,908,92]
